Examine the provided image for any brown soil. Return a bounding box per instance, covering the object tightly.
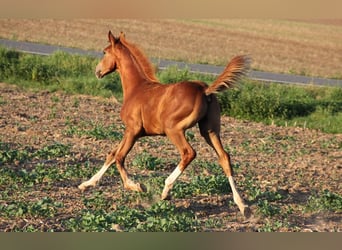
[0,82,341,231]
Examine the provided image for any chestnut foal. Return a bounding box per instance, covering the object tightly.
[79,31,251,217]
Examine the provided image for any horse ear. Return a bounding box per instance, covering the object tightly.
[119,32,126,40]
[108,30,116,46]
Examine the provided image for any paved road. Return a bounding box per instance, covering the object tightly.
[1,38,341,87]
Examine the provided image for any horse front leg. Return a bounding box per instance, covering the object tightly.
[161,129,196,200]
[78,130,146,193]
[78,146,118,191]
[111,130,146,192]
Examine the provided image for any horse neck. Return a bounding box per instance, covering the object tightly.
[117,50,149,98]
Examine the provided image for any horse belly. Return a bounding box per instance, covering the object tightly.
[141,111,165,135]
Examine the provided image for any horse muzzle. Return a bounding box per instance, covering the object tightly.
[95,70,103,79]
[95,62,104,79]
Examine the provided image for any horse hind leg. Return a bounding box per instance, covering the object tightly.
[199,108,250,218]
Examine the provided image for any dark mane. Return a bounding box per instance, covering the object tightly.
[120,37,158,82]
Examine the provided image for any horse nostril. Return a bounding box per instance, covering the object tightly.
[95,70,102,79]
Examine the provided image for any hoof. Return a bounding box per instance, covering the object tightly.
[161,193,172,201]
[242,206,252,219]
[78,183,87,191]
[78,182,95,192]
[137,183,147,193]
[125,181,147,192]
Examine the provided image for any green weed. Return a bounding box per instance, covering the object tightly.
[0,142,70,165]
[172,174,230,198]
[132,151,162,171]
[82,191,113,211]
[258,219,293,232]
[65,122,122,141]
[62,201,199,232]
[306,190,342,212]
[136,201,199,232]
[0,197,63,218]
[0,96,6,105]
[256,199,281,217]
[0,143,30,165]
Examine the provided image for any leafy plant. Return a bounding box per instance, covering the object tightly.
[132,151,162,170]
[0,197,63,218]
[256,199,281,217]
[65,122,122,141]
[0,144,30,165]
[172,174,231,198]
[82,191,113,210]
[258,219,293,232]
[306,190,342,212]
[136,201,199,232]
[62,201,199,232]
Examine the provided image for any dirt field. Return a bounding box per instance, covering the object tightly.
[0,19,341,78]
[0,82,341,231]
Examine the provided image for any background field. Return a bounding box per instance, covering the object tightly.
[0,19,341,78]
[1,48,341,133]
[0,19,341,232]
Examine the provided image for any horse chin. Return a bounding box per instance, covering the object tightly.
[95,70,110,79]
[95,71,103,79]
[95,68,116,79]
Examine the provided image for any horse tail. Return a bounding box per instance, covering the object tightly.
[205,55,251,96]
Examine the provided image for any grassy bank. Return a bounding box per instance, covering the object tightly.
[1,47,341,134]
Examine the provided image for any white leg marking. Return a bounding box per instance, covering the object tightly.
[161,165,182,199]
[228,176,249,217]
[228,176,240,198]
[78,163,110,190]
[165,166,182,186]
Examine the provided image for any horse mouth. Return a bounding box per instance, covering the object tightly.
[95,70,104,79]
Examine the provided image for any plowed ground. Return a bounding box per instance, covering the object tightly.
[0,83,341,231]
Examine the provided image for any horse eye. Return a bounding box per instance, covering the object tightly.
[103,51,106,55]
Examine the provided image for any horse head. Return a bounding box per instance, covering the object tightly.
[95,31,125,79]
